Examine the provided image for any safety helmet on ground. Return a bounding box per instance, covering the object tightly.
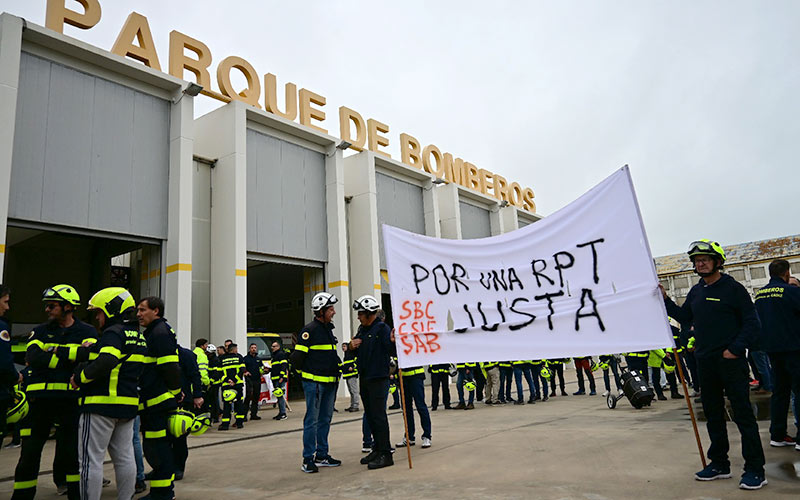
[7,389,28,424]
[663,362,676,374]
[463,380,476,392]
[87,287,135,319]
[599,362,610,371]
[352,295,380,313]
[42,284,80,307]
[273,386,284,398]
[311,292,338,312]
[222,388,238,402]
[206,343,217,353]
[590,362,600,372]
[540,367,551,380]
[687,239,726,263]
[189,412,211,436]
[167,410,195,438]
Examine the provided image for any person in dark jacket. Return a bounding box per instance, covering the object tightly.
[754,259,800,449]
[290,292,342,473]
[662,239,766,489]
[269,341,289,420]
[349,296,395,470]
[172,345,204,480]
[0,284,20,443]
[243,343,263,421]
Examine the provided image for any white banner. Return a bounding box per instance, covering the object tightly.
[383,166,673,368]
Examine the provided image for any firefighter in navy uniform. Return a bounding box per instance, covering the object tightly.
[12,285,96,500]
[74,287,146,500]
[662,239,766,490]
[173,344,203,480]
[290,292,342,473]
[269,341,289,420]
[243,343,263,421]
[218,343,247,429]
[428,364,451,410]
[207,344,222,423]
[0,284,20,443]
[136,297,182,500]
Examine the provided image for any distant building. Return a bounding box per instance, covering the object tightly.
[655,235,800,305]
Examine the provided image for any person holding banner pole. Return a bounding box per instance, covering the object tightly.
[662,239,766,490]
[396,366,432,449]
[349,297,395,470]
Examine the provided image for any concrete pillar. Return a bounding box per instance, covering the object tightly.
[489,206,503,236]
[324,146,352,342]
[194,102,249,348]
[164,90,195,346]
[422,180,442,238]
[438,183,462,239]
[343,152,381,334]
[500,206,519,233]
[0,14,23,279]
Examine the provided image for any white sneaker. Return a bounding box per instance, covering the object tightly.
[361,446,372,453]
[396,438,415,447]
[421,437,431,448]
[601,390,609,397]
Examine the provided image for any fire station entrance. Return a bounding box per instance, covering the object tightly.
[2,224,162,336]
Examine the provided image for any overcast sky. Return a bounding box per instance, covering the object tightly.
[3,0,798,256]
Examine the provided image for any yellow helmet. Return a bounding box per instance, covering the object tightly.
[687,239,726,263]
[87,288,135,319]
[222,388,238,402]
[42,284,80,306]
[388,383,397,395]
[7,389,29,424]
[167,410,195,438]
[464,380,476,392]
[540,367,552,380]
[273,386,284,398]
[189,412,211,436]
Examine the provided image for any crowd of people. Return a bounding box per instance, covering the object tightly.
[0,237,798,495]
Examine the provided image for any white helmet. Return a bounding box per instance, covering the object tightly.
[206,343,216,353]
[352,295,380,313]
[311,292,338,312]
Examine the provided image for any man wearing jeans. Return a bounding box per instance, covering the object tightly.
[754,259,800,449]
[663,239,766,490]
[290,292,342,473]
[269,341,289,420]
[397,366,432,448]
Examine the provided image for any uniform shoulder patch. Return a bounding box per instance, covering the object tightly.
[301,332,310,340]
[0,330,9,341]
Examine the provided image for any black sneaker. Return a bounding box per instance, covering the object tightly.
[302,459,319,473]
[360,450,379,464]
[277,413,287,420]
[235,422,244,429]
[314,455,342,467]
[367,452,394,470]
[218,424,229,431]
[388,404,401,410]
[250,415,262,420]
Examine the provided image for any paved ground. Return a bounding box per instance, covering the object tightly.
[1,372,798,499]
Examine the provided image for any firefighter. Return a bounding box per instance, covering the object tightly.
[73,287,146,500]
[173,344,203,480]
[243,343,263,421]
[12,284,96,500]
[207,344,222,423]
[0,284,21,443]
[192,338,211,411]
[136,296,182,500]
[662,239,766,489]
[218,343,246,430]
[290,292,342,473]
[428,364,451,410]
[269,341,289,420]
[341,342,360,412]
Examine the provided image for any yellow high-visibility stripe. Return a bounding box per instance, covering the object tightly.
[20,428,31,437]
[80,396,139,406]
[294,345,309,353]
[140,392,174,409]
[26,382,74,392]
[157,354,179,365]
[402,367,424,377]
[144,430,167,439]
[14,479,37,489]
[309,344,336,351]
[48,353,59,369]
[300,372,337,383]
[100,346,122,358]
[109,365,121,397]
[150,475,174,488]
[65,475,80,483]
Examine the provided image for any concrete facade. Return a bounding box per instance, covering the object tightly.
[0,14,541,353]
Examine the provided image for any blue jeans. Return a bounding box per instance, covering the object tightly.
[751,351,773,391]
[132,416,144,481]
[301,380,337,460]
[273,381,287,414]
[513,365,535,401]
[456,368,474,405]
[499,367,513,401]
[402,376,432,440]
[362,412,373,448]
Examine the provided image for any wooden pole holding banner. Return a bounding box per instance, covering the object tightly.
[673,350,706,468]
[397,370,413,469]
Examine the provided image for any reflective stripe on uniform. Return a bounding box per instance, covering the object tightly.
[293,345,309,353]
[309,344,336,350]
[47,353,59,369]
[139,391,174,409]
[66,474,80,483]
[80,395,139,406]
[100,345,122,358]
[14,479,37,489]
[300,372,337,383]
[20,428,31,437]
[157,354,179,365]
[150,475,174,488]
[144,429,167,439]
[402,367,424,376]
[26,382,74,392]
